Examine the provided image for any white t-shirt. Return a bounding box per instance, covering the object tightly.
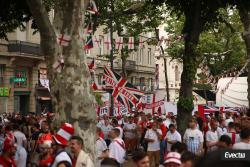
[233,142,250,150]
[109,138,126,164]
[165,130,182,151]
[96,137,108,167]
[206,130,219,151]
[15,145,27,167]
[183,128,204,154]
[217,126,228,137]
[145,129,162,151]
[124,123,137,139]
[101,124,113,139]
[13,131,27,147]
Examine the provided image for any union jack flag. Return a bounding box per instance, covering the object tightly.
[102,66,144,112]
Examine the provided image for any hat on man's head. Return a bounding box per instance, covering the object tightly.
[53,123,74,146]
[164,152,181,165]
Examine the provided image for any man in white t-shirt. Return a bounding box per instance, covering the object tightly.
[144,122,162,167]
[206,120,219,152]
[124,116,137,154]
[13,124,27,148]
[109,128,126,165]
[101,119,113,146]
[165,124,182,152]
[233,128,250,150]
[217,118,228,137]
[96,127,108,167]
[183,118,204,155]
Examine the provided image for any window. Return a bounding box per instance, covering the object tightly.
[130,77,134,84]
[139,48,144,63]
[175,65,179,82]
[148,48,152,65]
[98,74,103,85]
[0,64,5,86]
[99,35,104,56]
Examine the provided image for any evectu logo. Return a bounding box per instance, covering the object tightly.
[221,150,250,161]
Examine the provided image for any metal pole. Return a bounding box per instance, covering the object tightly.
[155,28,170,101]
[109,0,114,116]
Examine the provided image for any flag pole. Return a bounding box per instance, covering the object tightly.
[109,0,115,116]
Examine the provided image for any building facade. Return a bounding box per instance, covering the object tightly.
[87,26,156,93]
[0,21,50,114]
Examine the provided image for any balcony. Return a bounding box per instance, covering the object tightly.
[115,60,136,71]
[8,40,41,56]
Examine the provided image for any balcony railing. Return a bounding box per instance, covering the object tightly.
[8,40,41,56]
[126,60,136,70]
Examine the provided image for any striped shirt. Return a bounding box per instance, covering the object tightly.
[183,128,203,155]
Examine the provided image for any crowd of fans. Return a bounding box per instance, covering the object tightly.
[96,111,250,167]
[0,110,250,167]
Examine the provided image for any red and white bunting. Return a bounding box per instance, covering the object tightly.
[57,34,71,46]
[139,36,143,48]
[85,22,93,34]
[104,35,112,50]
[87,0,98,14]
[128,37,134,50]
[52,55,64,73]
[115,36,123,50]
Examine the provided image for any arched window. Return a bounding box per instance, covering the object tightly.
[175,65,179,82]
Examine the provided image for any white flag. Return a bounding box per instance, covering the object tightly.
[115,36,123,50]
[104,35,112,50]
[128,37,134,50]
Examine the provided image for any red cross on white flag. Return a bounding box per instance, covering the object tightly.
[57,34,71,46]
[139,36,143,48]
[104,35,112,50]
[115,37,123,50]
[128,37,134,50]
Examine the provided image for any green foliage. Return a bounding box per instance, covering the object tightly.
[0,0,54,39]
[177,96,194,112]
[93,92,103,106]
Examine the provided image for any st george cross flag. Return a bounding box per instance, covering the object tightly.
[104,35,112,50]
[139,36,143,48]
[57,34,71,46]
[115,37,123,50]
[87,0,98,14]
[128,37,134,50]
[84,34,93,49]
[102,66,144,111]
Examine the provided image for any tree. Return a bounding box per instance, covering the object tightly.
[0,0,96,161]
[96,0,167,79]
[153,0,228,135]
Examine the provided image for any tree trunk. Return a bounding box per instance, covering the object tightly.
[27,0,96,162]
[238,9,250,116]
[177,0,203,136]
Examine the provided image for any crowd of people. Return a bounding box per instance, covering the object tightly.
[0,112,93,167]
[0,110,250,167]
[96,110,250,167]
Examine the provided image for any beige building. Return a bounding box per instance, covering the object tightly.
[0,21,49,114]
[87,27,156,92]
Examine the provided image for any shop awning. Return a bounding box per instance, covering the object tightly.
[36,87,51,100]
